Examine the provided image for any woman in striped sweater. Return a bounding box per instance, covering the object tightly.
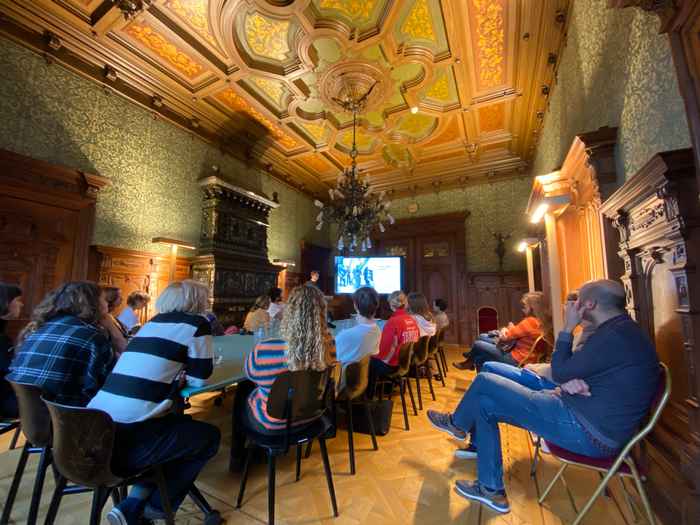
[230,284,335,470]
[89,280,221,525]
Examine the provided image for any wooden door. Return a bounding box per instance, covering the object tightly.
[300,241,333,294]
[0,149,107,338]
[418,237,458,343]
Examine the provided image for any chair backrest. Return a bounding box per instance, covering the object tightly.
[436,327,445,347]
[412,336,430,364]
[43,399,121,488]
[267,368,330,423]
[427,333,438,356]
[617,363,671,458]
[9,381,51,447]
[336,356,370,401]
[517,335,552,367]
[396,341,414,376]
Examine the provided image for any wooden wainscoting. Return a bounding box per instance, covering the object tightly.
[0,148,108,338]
[601,148,700,524]
[87,245,192,323]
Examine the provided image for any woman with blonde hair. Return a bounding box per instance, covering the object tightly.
[458,291,551,372]
[230,284,335,470]
[243,294,271,333]
[89,279,220,525]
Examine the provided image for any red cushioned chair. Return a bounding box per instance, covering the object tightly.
[537,363,670,525]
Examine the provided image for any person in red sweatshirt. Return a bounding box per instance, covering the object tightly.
[369,290,420,394]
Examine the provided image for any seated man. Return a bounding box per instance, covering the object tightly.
[454,291,551,371]
[427,279,660,514]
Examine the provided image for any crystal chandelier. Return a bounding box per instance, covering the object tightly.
[314,82,394,252]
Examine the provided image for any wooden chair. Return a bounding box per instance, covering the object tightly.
[427,332,446,387]
[410,336,435,410]
[374,342,417,430]
[236,369,338,525]
[336,356,378,475]
[538,363,670,525]
[517,335,552,368]
[436,328,448,377]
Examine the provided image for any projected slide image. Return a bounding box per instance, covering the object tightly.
[334,257,402,294]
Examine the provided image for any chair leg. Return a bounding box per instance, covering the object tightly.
[415,373,423,411]
[619,477,640,523]
[571,466,619,525]
[1,441,31,524]
[154,466,175,525]
[439,348,448,376]
[538,463,567,504]
[295,444,302,482]
[347,399,356,475]
[9,425,20,450]
[28,447,52,525]
[560,470,579,516]
[318,438,339,518]
[434,357,446,387]
[530,438,541,479]
[398,379,409,431]
[43,474,67,525]
[629,461,656,525]
[236,446,254,508]
[405,376,418,415]
[426,369,436,401]
[304,439,314,458]
[363,402,378,451]
[267,452,276,525]
[89,487,111,525]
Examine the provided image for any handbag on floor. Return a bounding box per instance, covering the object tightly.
[351,399,394,436]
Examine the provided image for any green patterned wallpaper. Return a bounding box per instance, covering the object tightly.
[389,178,532,272]
[0,37,328,266]
[533,0,690,180]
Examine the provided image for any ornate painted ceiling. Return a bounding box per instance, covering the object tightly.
[0,0,569,198]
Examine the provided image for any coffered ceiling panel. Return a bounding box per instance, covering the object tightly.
[0,0,570,197]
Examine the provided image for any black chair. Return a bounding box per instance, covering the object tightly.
[427,332,446,388]
[1,382,60,525]
[410,336,435,410]
[374,342,417,430]
[42,399,177,525]
[236,369,339,525]
[436,328,448,377]
[336,356,378,475]
[0,418,20,450]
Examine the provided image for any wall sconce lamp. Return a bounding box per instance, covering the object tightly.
[272,259,296,268]
[517,238,540,253]
[529,195,571,224]
[152,237,196,283]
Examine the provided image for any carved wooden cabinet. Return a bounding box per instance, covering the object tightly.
[601,148,700,524]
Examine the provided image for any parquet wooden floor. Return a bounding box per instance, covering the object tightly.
[0,347,663,524]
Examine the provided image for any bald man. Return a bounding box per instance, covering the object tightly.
[426,279,660,514]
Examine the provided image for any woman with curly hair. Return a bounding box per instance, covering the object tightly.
[229,284,335,471]
[7,281,115,406]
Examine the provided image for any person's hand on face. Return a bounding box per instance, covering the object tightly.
[556,378,591,397]
[563,299,586,333]
[4,296,23,320]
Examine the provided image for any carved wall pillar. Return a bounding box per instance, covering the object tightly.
[192,176,281,326]
[601,148,700,524]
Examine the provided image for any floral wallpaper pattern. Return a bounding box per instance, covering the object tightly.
[389,178,532,272]
[0,37,328,265]
[532,0,691,181]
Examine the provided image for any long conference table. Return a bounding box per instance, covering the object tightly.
[180,320,387,399]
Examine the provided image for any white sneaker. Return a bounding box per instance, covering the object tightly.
[106,508,128,525]
[454,444,478,459]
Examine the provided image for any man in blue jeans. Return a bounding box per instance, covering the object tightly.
[427,280,660,514]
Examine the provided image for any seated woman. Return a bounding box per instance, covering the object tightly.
[335,286,380,365]
[407,292,437,337]
[267,287,285,321]
[100,286,129,357]
[454,291,552,371]
[433,298,449,332]
[0,283,23,418]
[243,295,271,334]
[368,291,420,394]
[8,281,115,406]
[117,290,150,334]
[230,285,334,470]
[88,279,220,525]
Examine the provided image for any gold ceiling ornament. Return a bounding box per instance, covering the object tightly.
[426,71,450,101]
[338,128,376,152]
[318,0,377,21]
[244,12,291,62]
[396,112,438,137]
[315,83,394,252]
[382,143,415,170]
[250,76,286,106]
[164,0,218,48]
[317,59,392,114]
[479,103,505,132]
[401,0,436,42]
[300,121,329,143]
[216,89,297,149]
[124,23,204,78]
[473,0,505,88]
